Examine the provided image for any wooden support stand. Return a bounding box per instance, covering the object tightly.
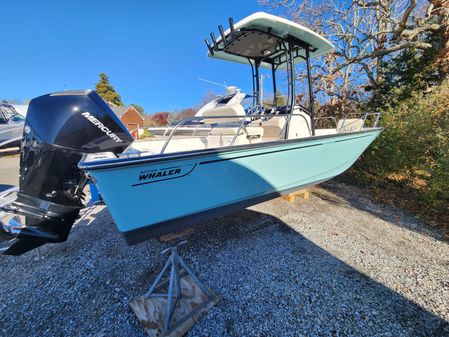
[130,275,218,337]
[281,189,310,203]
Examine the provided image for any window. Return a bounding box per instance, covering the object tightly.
[0,104,18,120]
[10,115,25,122]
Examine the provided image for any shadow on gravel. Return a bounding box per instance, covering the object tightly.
[317,179,448,243]
[0,207,448,337]
[185,209,449,336]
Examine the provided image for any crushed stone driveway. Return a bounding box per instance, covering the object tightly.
[0,155,19,189]
[0,180,448,337]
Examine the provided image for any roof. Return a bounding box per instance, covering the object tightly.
[208,12,334,69]
[111,106,129,117]
[111,106,144,121]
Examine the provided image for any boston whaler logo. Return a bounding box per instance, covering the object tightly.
[81,112,123,143]
[133,163,196,186]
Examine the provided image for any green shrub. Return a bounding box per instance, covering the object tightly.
[355,80,449,208]
[139,128,154,139]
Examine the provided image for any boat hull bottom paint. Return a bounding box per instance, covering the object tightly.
[82,129,382,244]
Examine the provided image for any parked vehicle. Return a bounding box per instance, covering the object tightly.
[0,104,25,149]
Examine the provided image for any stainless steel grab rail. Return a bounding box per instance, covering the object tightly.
[159,113,313,154]
[343,112,381,127]
[337,112,381,132]
[314,116,338,128]
[152,111,381,155]
[315,112,381,132]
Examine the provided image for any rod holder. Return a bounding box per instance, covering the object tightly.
[229,18,235,39]
[218,25,227,46]
[204,38,214,55]
[210,32,217,49]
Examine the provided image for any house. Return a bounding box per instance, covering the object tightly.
[111,106,144,138]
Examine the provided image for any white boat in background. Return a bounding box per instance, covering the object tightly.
[146,87,246,138]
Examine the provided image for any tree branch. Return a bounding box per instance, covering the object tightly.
[393,0,417,38]
[331,41,433,74]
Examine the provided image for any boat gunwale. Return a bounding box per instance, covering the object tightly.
[79,128,382,171]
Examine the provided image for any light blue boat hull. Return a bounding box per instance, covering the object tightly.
[81,129,381,243]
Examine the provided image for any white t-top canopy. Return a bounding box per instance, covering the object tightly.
[208,12,334,69]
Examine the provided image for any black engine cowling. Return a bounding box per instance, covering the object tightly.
[3,90,133,255]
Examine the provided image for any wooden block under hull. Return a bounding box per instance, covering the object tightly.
[130,275,219,337]
[281,189,310,202]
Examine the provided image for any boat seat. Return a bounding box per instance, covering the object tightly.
[337,118,364,133]
[207,126,264,148]
[250,110,311,140]
[251,116,286,139]
[246,126,264,138]
[202,104,245,125]
[286,114,312,139]
[210,126,244,136]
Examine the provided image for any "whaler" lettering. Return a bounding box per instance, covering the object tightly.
[139,168,181,181]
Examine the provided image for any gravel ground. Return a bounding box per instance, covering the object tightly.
[0,179,448,337]
[0,155,19,188]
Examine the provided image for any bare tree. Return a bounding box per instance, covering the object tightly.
[259,0,449,102]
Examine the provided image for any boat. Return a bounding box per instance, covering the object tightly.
[0,103,25,149]
[0,12,382,255]
[146,86,246,138]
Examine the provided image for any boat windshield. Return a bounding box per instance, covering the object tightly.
[216,94,237,105]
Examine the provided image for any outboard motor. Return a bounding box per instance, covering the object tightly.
[1,90,133,255]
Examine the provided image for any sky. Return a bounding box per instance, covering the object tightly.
[1,0,274,112]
